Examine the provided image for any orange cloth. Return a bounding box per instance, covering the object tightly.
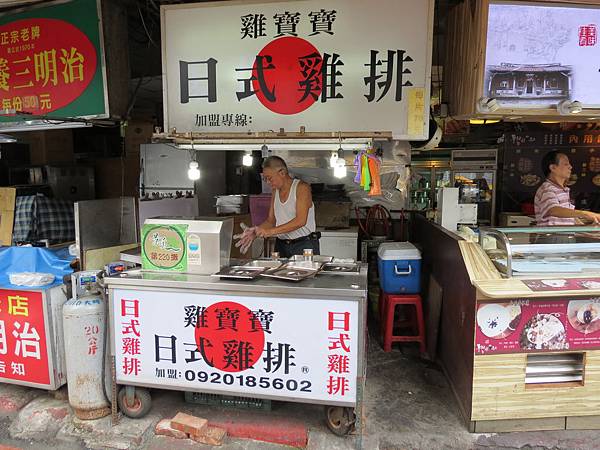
[368,157,382,196]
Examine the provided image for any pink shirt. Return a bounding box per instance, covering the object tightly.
[534,179,575,226]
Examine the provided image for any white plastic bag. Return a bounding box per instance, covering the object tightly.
[9,272,55,287]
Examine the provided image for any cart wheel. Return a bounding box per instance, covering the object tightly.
[324,405,355,436]
[117,387,152,418]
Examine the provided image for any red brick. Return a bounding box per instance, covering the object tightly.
[155,419,187,439]
[191,426,227,446]
[171,412,208,437]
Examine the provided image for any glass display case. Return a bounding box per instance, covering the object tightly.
[409,161,452,211]
[451,149,497,225]
[480,226,600,278]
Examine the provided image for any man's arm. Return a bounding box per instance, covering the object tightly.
[257,183,312,237]
[547,206,600,224]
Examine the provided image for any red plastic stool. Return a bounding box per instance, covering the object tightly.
[379,292,426,353]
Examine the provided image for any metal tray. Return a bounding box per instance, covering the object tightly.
[214,266,266,280]
[284,261,323,271]
[289,255,334,264]
[321,263,360,274]
[244,260,282,269]
[260,266,318,281]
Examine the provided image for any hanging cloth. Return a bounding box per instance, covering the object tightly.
[354,151,363,184]
[368,155,382,196]
[362,154,371,191]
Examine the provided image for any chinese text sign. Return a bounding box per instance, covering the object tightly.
[113,289,359,404]
[162,0,433,140]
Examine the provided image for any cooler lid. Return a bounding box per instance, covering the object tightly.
[377,242,421,260]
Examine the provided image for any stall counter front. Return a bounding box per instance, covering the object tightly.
[105,265,367,434]
[412,215,600,433]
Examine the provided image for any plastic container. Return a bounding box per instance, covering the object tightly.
[249,194,272,226]
[377,242,421,294]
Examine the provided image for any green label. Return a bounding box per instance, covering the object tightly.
[141,224,188,272]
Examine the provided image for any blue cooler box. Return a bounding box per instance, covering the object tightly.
[377,242,422,294]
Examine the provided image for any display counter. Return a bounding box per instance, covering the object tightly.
[105,264,367,435]
[412,215,600,433]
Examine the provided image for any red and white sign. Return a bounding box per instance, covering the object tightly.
[0,18,97,115]
[161,0,434,139]
[112,289,359,404]
[476,298,600,355]
[0,289,49,385]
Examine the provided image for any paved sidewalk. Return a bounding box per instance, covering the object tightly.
[0,335,599,449]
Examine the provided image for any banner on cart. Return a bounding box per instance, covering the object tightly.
[0,290,50,385]
[112,289,359,403]
[475,297,600,355]
[161,0,433,140]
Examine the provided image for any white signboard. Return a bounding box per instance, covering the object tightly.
[485,2,600,108]
[161,0,433,140]
[113,289,358,404]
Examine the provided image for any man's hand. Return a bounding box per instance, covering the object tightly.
[580,211,600,224]
[233,223,257,254]
[255,227,274,238]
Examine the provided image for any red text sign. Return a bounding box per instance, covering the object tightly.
[0,18,97,115]
[0,289,49,385]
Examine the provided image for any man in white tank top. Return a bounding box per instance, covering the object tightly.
[255,156,320,257]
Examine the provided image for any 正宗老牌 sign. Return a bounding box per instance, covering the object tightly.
[0,0,108,120]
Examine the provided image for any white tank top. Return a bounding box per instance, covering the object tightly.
[274,179,316,240]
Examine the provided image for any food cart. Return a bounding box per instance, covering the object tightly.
[104,218,367,436]
[413,217,600,432]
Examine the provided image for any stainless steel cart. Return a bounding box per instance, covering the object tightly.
[105,266,368,436]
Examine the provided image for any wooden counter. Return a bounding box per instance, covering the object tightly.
[412,215,600,433]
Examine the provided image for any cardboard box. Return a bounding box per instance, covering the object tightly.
[314,200,351,228]
[0,187,16,245]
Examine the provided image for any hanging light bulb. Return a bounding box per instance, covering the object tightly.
[242,151,253,167]
[329,150,338,168]
[333,159,347,178]
[187,161,200,180]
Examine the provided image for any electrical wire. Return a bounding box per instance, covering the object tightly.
[138,4,158,48]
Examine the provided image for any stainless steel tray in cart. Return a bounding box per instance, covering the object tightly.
[289,254,334,264]
[214,266,266,280]
[243,260,283,269]
[321,263,360,274]
[260,261,322,281]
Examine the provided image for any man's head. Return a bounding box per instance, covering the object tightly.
[542,151,572,183]
[262,156,290,190]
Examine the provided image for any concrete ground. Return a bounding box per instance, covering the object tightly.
[1,336,599,450]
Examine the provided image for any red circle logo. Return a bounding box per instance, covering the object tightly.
[253,36,322,115]
[195,301,265,372]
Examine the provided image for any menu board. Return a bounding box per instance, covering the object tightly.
[475,298,600,355]
[500,130,600,212]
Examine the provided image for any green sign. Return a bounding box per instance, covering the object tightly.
[141,224,188,272]
[0,0,107,121]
